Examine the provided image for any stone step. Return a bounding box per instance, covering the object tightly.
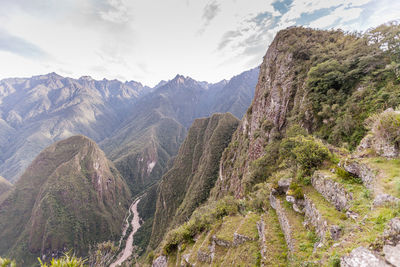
[269,193,315,262]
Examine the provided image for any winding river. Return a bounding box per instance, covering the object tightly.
[110,197,141,267]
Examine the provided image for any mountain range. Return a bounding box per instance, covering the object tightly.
[0,68,258,185]
[1,22,400,267]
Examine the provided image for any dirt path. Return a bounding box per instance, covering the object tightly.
[110,197,141,267]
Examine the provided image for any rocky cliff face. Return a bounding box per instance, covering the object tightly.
[148,113,239,248]
[0,135,131,265]
[149,24,400,267]
[213,28,319,198]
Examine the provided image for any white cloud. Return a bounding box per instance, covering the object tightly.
[0,0,398,86]
[99,0,133,24]
[308,6,363,28]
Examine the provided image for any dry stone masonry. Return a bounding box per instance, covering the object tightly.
[311,172,353,211]
[303,195,342,242]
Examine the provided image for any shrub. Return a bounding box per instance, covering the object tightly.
[366,109,400,148]
[38,253,86,267]
[0,257,16,267]
[280,136,330,176]
[335,166,362,184]
[162,196,240,254]
[88,241,118,267]
[288,182,304,200]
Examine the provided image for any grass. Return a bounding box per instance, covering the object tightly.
[215,215,243,242]
[365,157,400,198]
[303,186,348,226]
[236,212,260,239]
[279,196,317,264]
[261,209,288,267]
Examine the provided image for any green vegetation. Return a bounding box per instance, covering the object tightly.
[162,196,240,254]
[0,136,131,265]
[364,157,400,197]
[87,241,118,267]
[366,109,400,148]
[38,253,87,267]
[0,257,16,267]
[149,113,239,249]
[280,135,331,176]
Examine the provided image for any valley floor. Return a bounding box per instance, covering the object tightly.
[111,197,142,267]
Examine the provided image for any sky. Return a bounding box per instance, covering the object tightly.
[0,0,399,86]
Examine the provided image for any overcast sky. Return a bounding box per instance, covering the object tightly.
[0,0,399,86]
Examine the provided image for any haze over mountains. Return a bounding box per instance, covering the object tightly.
[0,68,259,185]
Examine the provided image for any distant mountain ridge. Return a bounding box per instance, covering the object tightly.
[0,68,258,184]
[101,68,259,196]
[0,73,150,182]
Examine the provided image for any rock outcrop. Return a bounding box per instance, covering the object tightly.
[152,255,167,267]
[341,247,391,267]
[341,160,375,189]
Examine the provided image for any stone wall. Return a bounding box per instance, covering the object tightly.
[303,195,341,241]
[311,172,352,211]
[341,160,375,189]
[270,193,295,252]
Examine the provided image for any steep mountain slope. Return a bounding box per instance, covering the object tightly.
[0,73,149,182]
[101,70,258,196]
[0,135,131,265]
[148,113,239,248]
[148,24,400,266]
[214,25,400,199]
[208,68,259,119]
[0,176,12,202]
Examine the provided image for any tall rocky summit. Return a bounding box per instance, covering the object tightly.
[150,25,400,266]
[0,135,131,265]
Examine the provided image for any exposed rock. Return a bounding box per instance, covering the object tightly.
[181,254,192,266]
[212,235,232,248]
[311,171,353,211]
[341,160,375,189]
[277,178,292,194]
[152,255,167,267]
[257,217,267,262]
[357,134,373,153]
[233,232,253,245]
[330,225,343,241]
[373,193,400,208]
[197,250,212,263]
[383,244,400,266]
[286,195,305,213]
[270,193,295,252]
[303,195,342,241]
[360,108,400,158]
[341,247,391,267]
[346,210,359,220]
[383,217,400,246]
